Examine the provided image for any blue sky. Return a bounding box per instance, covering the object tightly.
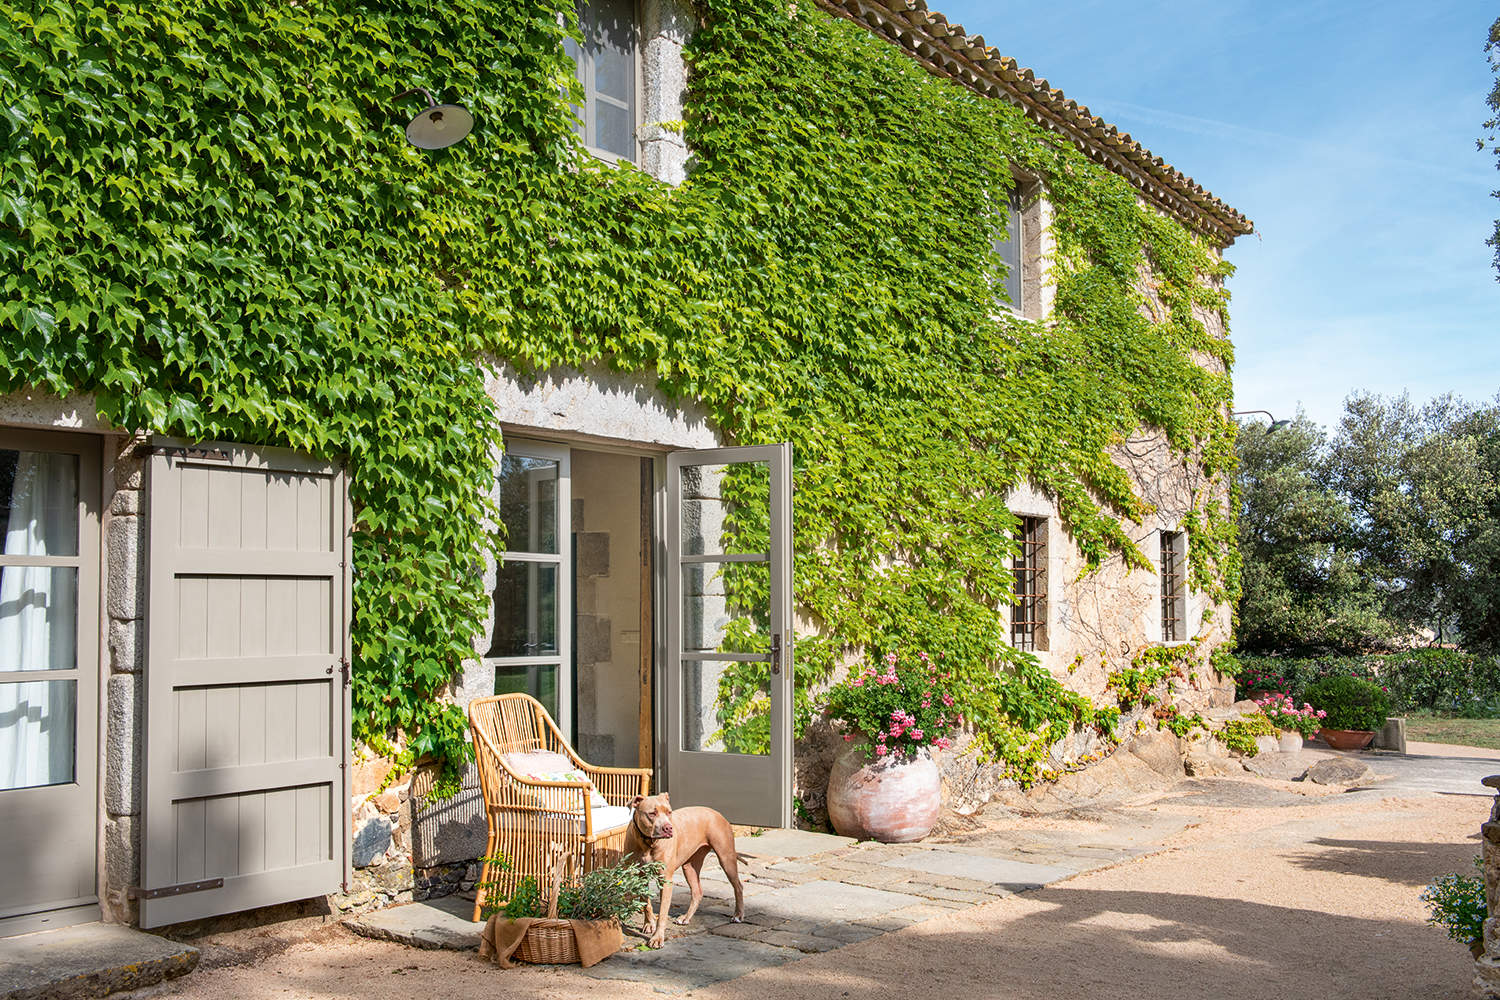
[939,0,1500,430]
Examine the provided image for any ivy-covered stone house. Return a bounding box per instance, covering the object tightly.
[0,0,1250,933]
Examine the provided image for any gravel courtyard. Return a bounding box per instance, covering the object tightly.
[124,749,1492,1000]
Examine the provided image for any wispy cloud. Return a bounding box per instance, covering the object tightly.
[1090,99,1493,187]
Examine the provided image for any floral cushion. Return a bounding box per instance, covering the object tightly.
[502,750,608,809]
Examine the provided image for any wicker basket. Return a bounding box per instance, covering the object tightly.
[516,918,580,965]
[515,847,582,965]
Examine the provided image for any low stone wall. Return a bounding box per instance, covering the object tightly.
[336,757,480,915]
[1476,775,1500,997]
[792,670,1240,830]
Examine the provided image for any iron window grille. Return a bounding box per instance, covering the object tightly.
[1011,515,1047,652]
[1160,530,1187,642]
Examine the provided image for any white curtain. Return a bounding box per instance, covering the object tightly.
[0,452,77,790]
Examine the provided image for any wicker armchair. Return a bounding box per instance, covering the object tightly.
[468,693,652,922]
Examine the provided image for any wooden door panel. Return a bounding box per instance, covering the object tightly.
[141,443,350,928]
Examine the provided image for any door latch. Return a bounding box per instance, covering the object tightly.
[770,634,782,676]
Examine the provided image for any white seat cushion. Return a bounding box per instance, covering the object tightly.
[502,749,608,809]
[588,804,633,834]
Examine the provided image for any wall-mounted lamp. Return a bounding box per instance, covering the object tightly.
[392,87,472,149]
[1232,410,1291,432]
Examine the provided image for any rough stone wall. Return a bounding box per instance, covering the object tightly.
[1477,775,1500,996]
[101,434,145,924]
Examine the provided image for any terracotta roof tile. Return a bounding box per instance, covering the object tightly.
[815,0,1254,244]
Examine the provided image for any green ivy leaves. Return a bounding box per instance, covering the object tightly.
[2,0,1236,789]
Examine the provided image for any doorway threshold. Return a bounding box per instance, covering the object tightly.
[0,921,198,999]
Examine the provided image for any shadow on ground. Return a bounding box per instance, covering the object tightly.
[725,886,1471,1000]
[1287,835,1483,887]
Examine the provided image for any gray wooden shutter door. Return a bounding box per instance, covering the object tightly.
[140,443,351,928]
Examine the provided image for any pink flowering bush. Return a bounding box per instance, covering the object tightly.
[823,651,958,761]
[1255,692,1326,739]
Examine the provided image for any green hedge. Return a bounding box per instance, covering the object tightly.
[1236,650,1500,716]
[1303,675,1390,732]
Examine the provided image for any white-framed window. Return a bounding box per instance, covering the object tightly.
[1159,529,1187,642]
[565,0,639,163]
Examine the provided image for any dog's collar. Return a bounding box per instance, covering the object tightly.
[633,812,669,843]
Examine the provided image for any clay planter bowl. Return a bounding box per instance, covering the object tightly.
[826,740,940,843]
[1319,728,1375,751]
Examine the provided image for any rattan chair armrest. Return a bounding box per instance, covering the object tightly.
[578,764,653,778]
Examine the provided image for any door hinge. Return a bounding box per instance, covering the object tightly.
[128,878,224,900]
[327,658,351,685]
[140,444,231,462]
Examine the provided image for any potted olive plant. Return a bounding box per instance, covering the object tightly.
[822,651,957,842]
[1304,675,1390,751]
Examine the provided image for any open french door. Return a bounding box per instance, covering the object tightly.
[665,444,792,829]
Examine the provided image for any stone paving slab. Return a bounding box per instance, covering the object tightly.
[345,894,478,951]
[0,922,199,1000]
[579,934,799,993]
[747,879,923,923]
[880,849,1078,888]
[735,829,855,859]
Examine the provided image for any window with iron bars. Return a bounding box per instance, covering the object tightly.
[1160,530,1187,642]
[1011,516,1047,652]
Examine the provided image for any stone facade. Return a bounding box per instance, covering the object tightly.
[101,434,146,924]
[0,0,1245,934]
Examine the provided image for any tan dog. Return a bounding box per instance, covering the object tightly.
[622,793,745,947]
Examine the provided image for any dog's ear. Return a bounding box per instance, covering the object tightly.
[660,792,670,806]
[629,795,644,808]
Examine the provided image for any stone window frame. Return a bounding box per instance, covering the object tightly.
[1158,528,1189,644]
[1002,487,1059,655]
[1010,513,1048,653]
[562,0,692,186]
[992,174,1055,322]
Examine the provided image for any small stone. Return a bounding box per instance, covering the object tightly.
[1304,757,1374,786]
[710,921,760,939]
[352,815,394,867]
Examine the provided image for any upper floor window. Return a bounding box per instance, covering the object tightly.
[1160,530,1187,642]
[1011,515,1047,652]
[564,0,638,163]
[994,186,1024,312]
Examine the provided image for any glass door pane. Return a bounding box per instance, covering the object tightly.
[666,444,792,829]
[0,679,76,790]
[488,442,571,730]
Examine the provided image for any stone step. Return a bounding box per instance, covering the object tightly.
[343,894,479,951]
[0,922,198,1000]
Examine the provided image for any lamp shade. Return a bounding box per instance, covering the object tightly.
[404,103,473,149]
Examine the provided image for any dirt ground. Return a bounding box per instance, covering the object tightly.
[129,773,1489,1000]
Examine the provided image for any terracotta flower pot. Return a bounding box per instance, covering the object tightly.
[1319,728,1375,751]
[826,740,940,843]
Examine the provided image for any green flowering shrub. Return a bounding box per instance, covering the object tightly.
[1304,675,1390,732]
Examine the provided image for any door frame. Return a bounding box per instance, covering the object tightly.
[487,439,573,734]
[661,443,793,829]
[0,427,103,937]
